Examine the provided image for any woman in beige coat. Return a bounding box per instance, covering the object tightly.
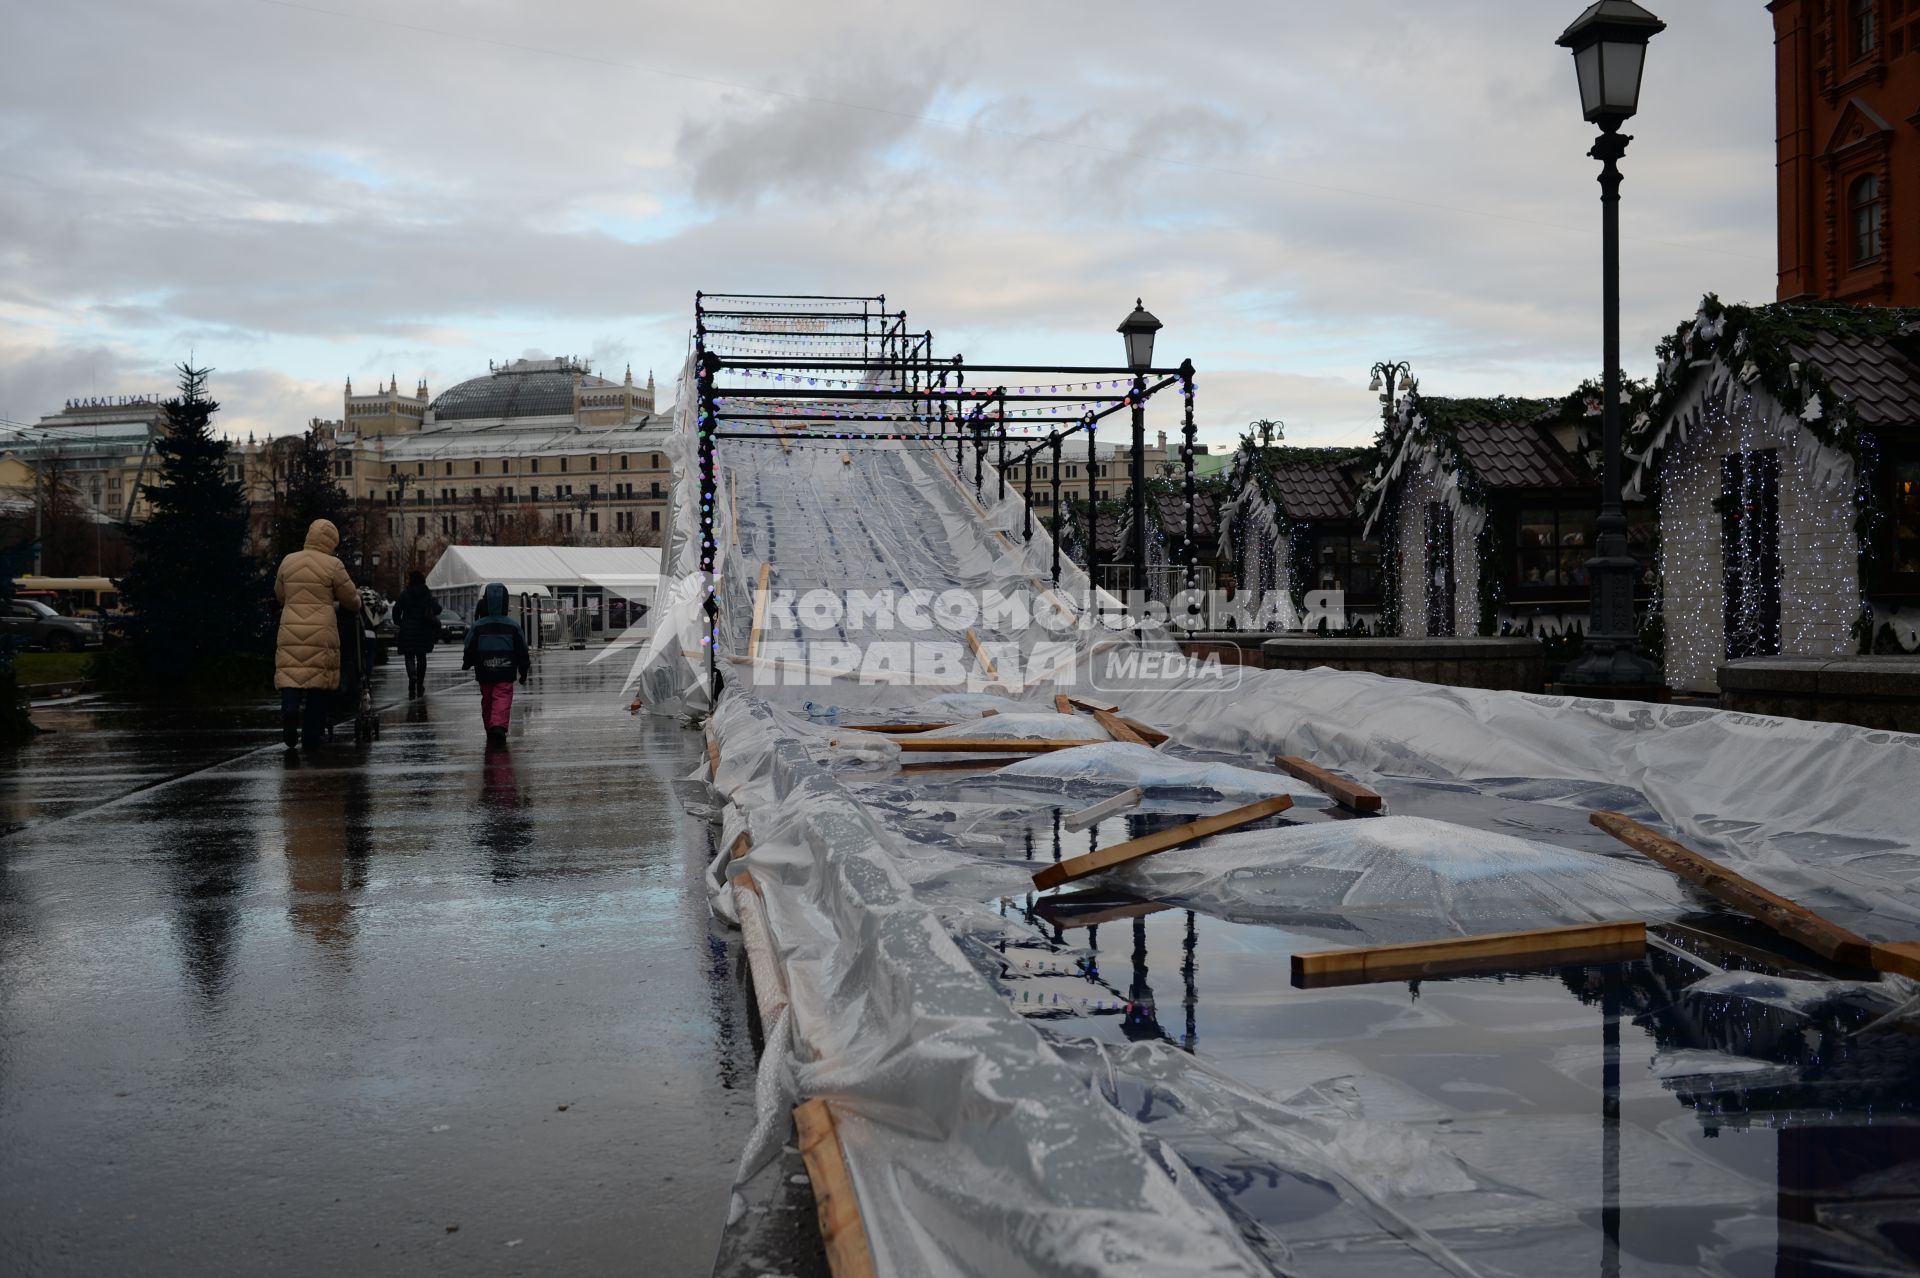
[275,518,360,749]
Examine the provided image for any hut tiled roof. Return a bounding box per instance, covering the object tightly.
[1451,413,1591,490]
[1791,329,1920,428]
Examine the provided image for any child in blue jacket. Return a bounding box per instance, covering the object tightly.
[461,583,530,746]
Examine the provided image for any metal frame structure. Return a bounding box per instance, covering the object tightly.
[690,292,1200,698]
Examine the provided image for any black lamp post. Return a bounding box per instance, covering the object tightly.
[1368,360,1413,421]
[1118,299,1162,605]
[1556,1,1665,693]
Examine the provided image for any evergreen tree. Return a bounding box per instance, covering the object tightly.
[118,364,271,685]
[0,538,38,743]
[269,428,351,565]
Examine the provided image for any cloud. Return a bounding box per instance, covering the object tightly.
[0,0,1778,443]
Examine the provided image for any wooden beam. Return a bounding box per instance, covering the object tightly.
[1590,811,1873,966]
[1053,693,1074,714]
[1065,694,1119,713]
[706,735,721,777]
[1116,716,1170,747]
[1033,794,1294,891]
[838,722,956,734]
[728,831,753,860]
[900,757,1028,774]
[892,738,1106,754]
[1089,706,1147,746]
[747,562,772,660]
[792,1099,878,1278]
[733,872,789,1028]
[1871,941,1920,981]
[981,708,1000,717]
[1291,921,1647,988]
[1064,787,1142,832]
[964,629,999,682]
[1274,755,1383,813]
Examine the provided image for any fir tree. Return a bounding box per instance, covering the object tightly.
[0,538,38,743]
[118,364,271,685]
[269,428,351,566]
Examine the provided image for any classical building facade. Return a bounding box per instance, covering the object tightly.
[230,357,674,586]
[1772,0,1920,304]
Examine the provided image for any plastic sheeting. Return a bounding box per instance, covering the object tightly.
[641,357,1920,1276]
[1102,816,1689,943]
[1119,671,1920,938]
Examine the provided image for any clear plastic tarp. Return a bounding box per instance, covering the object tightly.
[631,357,1920,1277]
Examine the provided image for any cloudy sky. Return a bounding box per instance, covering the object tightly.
[1,0,1775,450]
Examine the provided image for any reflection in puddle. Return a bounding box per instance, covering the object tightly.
[839,766,1920,1276]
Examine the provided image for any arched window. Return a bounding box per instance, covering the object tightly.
[1851,173,1883,265]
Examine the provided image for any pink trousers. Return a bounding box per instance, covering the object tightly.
[480,680,515,731]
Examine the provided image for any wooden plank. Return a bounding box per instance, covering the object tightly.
[891,738,1106,754]
[1090,706,1148,746]
[1590,811,1873,965]
[1054,693,1075,714]
[1275,755,1383,813]
[792,1099,878,1278]
[964,629,999,682]
[706,734,721,777]
[1871,941,1920,981]
[1116,715,1170,747]
[728,831,753,860]
[838,722,955,734]
[1033,794,1294,891]
[981,709,1000,717]
[1066,694,1119,713]
[1291,921,1647,989]
[733,873,789,1028]
[1063,786,1142,832]
[747,562,772,660]
[900,756,1027,774]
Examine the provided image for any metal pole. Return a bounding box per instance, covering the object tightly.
[996,393,1007,503]
[1180,360,1198,630]
[1129,372,1148,605]
[1087,419,1099,610]
[1022,446,1034,542]
[1049,432,1064,585]
[1563,125,1658,689]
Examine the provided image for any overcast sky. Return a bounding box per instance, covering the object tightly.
[1,0,1775,450]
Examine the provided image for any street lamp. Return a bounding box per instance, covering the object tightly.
[1556,0,1665,693]
[1118,299,1162,604]
[1368,361,1413,420]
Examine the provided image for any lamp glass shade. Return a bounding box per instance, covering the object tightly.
[1557,2,1663,124]
[1124,328,1155,370]
[1574,44,1603,118]
[1601,40,1647,115]
[1116,300,1163,372]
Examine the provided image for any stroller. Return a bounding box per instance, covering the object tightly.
[330,605,381,742]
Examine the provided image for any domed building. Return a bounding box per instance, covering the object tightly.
[285,356,676,587]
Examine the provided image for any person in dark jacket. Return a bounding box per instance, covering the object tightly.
[461,582,530,747]
[390,571,442,699]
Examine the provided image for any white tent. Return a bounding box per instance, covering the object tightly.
[425,545,662,637]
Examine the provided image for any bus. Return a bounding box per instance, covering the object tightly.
[10,576,124,616]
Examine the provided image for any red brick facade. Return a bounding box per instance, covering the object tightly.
[1772,0,1920,305]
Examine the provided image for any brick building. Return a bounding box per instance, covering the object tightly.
[1772,0,1920,305]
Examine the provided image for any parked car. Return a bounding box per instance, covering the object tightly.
[4,599,104,652]
[439,607,468,641]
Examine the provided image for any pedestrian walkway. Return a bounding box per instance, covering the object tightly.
[0,647,753,1276]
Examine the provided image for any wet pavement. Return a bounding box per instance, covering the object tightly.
[1,648,755,1276]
